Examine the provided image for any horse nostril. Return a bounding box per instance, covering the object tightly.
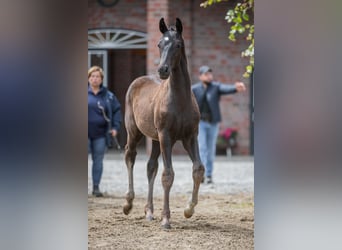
[158,65,169,74]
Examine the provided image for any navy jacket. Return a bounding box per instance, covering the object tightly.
[191,81,237,123]
[88,84,122,141]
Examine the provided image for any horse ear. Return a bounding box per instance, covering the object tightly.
[176,18,183,34]
[159,18,168,34]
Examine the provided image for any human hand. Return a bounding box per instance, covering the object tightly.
[111,129,118,137]
[235,81,246,92]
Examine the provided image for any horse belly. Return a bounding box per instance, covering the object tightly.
[133,108,159,140]
[136,119,159,140]
[129,78,160,140]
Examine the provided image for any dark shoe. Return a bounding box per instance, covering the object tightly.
[92,186,103,197]
[206,176,213,184]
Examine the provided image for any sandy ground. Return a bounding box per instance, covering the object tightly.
[88,192,254,249]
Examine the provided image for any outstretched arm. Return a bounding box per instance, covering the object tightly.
[218,81,246,95]
[234,81,246,92]
[219,82,246,95]
[218,83,237,95]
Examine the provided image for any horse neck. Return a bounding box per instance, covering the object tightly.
[169,50,191,98]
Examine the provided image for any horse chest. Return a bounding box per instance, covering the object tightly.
[155,106,198,137]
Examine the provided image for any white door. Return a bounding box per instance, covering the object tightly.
[88,50,108,87]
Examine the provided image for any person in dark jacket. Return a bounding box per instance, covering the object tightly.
[192,65,246,184]
[88,66,121,197]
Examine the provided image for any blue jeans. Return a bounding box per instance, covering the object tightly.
[88,137,106,186]
[198,120,219,178]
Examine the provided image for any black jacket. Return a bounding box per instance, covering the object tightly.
[191,81,237,123]
[88,84,122,145]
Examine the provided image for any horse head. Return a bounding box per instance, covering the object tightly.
[157,18,184,80]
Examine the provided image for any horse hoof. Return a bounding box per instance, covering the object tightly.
[145,208,154,221]
[184,207,194,218]
[161,223,171,229]
[123,204,132,215]
[146,214,154,221]
[161,218,171,229]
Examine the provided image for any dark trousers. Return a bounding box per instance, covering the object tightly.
[88,137,106,186]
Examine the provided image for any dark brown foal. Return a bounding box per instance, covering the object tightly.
[123,17,205,229]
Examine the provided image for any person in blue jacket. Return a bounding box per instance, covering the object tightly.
[192,65,246,184]
[88,66,121,197]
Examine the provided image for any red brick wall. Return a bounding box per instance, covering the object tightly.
[191,0,251,154]
[162,0,252,154]
[88,0,146,31]
[146,0,169,75]
[88,0,252,155]
[168,1,193,69]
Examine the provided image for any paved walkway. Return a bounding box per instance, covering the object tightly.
[88,151,254,196]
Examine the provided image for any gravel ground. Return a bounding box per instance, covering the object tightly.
[88,152,254,249]
[88,151,254,196]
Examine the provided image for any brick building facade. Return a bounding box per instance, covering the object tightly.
[88,0,253,155]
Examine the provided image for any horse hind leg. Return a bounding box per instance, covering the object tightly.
[123,131,143,215]
[182,137,205,218]
[144,140,160,221]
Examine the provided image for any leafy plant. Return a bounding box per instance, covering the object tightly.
[201,0,254,78]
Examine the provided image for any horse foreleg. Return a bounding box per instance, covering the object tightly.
[123,133,142,215]
[145,140,160,221]
[159,132,175,229]
[182,137,205,218]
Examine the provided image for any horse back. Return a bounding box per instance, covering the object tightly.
[126,75,160,102]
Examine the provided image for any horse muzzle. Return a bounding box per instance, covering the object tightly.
[158,65,170,79]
